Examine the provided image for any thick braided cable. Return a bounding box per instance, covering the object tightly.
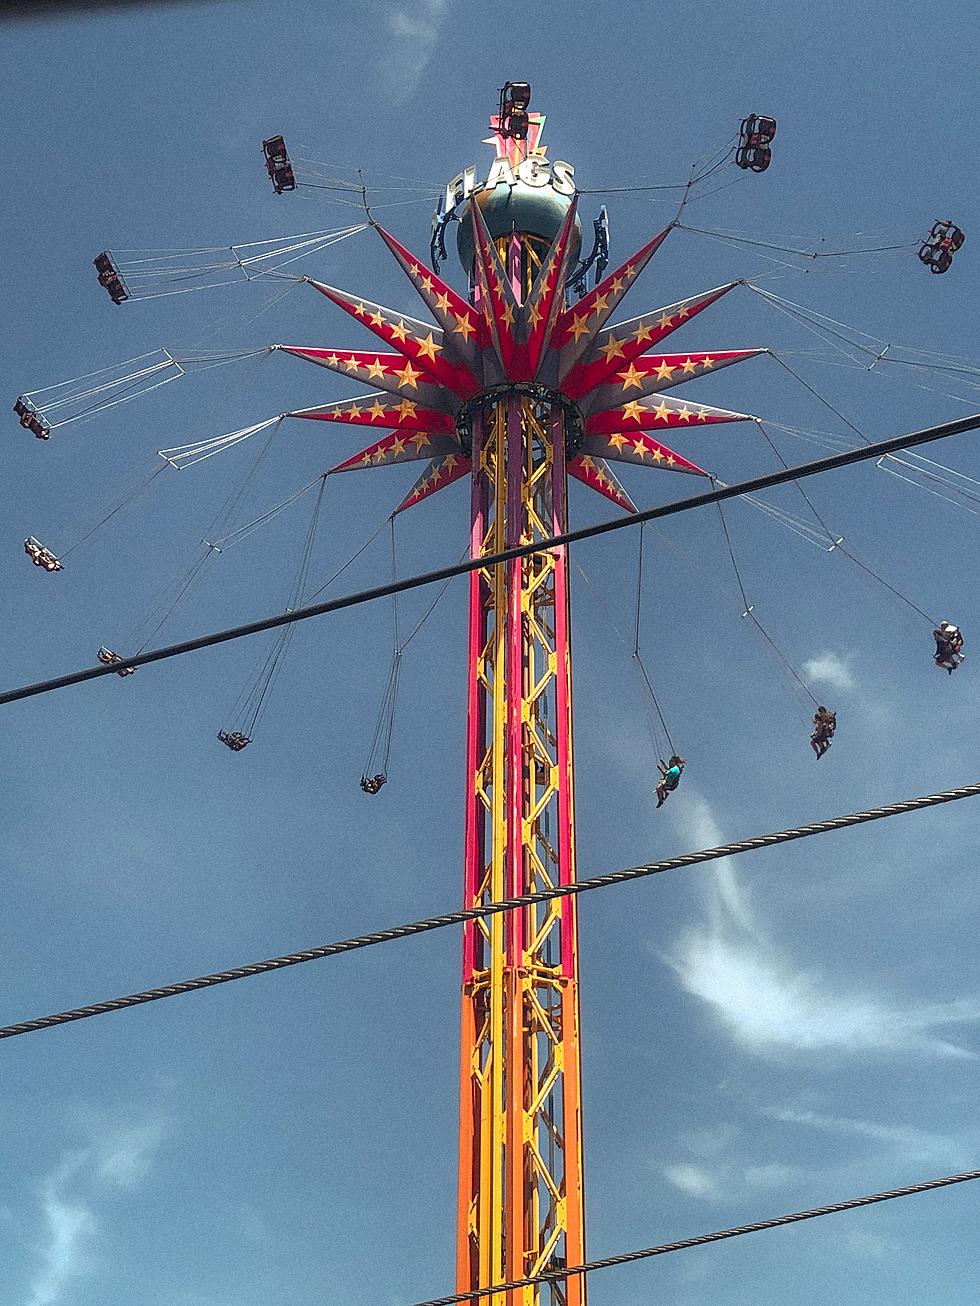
[2,410,980,708]
[408,1167,980,1306]
[2,781,979,1042]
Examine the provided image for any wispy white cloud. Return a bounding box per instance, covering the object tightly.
[378,0,450,102]
[27,1118,165,1306]
[661,1162,719,1199]
[802,651,855,692]
[763,1105,964,1166]
[661,1154,803,1203]
[665,791,980,1061]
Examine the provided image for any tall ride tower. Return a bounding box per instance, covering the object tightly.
[282,85,758,1306]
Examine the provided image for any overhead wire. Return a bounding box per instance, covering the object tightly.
[2,409,980,706]
[3,777,980,1041]
[407,1166,980,1306]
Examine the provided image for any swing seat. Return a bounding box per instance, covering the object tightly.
[262,136,296,193]
[360,773,387,794]
[24,537,62,571]
[218,729,250,751]
[736,115,776,172]
[918,222,965,273]
[14,397,50,439]
[98,647,135,676]
[94,252,128,303]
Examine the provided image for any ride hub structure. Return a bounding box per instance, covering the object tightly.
[279,88,760,1305]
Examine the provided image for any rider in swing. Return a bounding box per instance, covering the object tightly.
[810,706,837,759]
[656,755,686,807]
[933,622,965,674]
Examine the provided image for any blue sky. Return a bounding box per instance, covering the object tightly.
[3,1,980,1303]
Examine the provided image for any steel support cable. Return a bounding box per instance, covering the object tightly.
[767,352,871,444]
[755,422,938,626]
[709,485,818,709]
[407,1167,980,1306]
[3,411,980,708]
[678,223,914,261]
[632,525,675,755]
[572,544,669,759]
[3,780,980,1042]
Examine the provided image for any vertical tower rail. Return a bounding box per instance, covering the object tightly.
[458,235,586,1306]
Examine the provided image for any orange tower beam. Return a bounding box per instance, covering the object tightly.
[457,235,586,1306]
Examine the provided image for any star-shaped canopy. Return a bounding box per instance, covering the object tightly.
[278,197,762,514]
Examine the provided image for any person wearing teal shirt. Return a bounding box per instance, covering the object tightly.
[656,755,685,808]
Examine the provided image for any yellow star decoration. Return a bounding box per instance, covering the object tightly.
[680,357,697,375]
[701,355,715,368]
[655,360,675,382]
[617,363,645,391]
[632,321,655,344]
[677,305,690,319]
[397,399,419,419]
[420,276,434,294]
[410,431,430,449]
[591,292,609,318]
[632,437,647,456]
[359,451,373,466]
[370,311,385,328]
[366,357,387,381]
[352,301,367,317]
[599,335,625,362]
[388,319,409,343]
[657,312,674,330]
[651,445,664,462]
[624,263,636,278]
[622,400,644,423]
[697,408,709,422]
[372,445,387,463]
[324,353,341,368]
[444,453,459,472]
[607,433,629,452]
[499,302,515,328]
[678,406,692,423]
[568,313,590,342]
[594,467,608,487]
[415,333,440,361]
[528,301,544,328]
[580,455,595,472]
[391,435,407,456]
[666,453,676,466]
[434,292,452,314]
[452,314,475,342]
[343,356,360,373]
[609,275,625,294]
[367,400,388,422]
[653,400,671,422]
[346,402,363,420]
[395,362,422,390]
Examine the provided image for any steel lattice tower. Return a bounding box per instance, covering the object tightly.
[281,97,759,1306]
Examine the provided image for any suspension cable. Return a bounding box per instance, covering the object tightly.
[407,1166,980,1306]
[632,525,675,756]
[2,778,980,1042]
[755,421,938,625]
[3,411,980,708]
[710,485,818,709]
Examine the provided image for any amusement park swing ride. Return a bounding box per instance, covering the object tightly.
[10,81,980,1302]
